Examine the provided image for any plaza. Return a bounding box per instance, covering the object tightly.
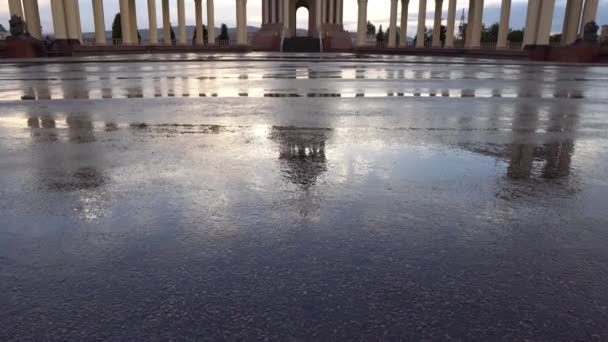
[1,53,608,339]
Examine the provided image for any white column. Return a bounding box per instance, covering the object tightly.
[23,0,42,39]
[282,0,289,32]
[536,0,555,45]
[50,0,67,40]
[195,0,204,45]
[465,0,474,46]
[388,0,398,47]
[65,0,82,42]
[207,0,216,45]
[237,0,248,45]
[329,0,335,24]
[523,0,540,47]
[337,0,343,25]
[119,0,133,44]
[9,0,24,18]
[468,0,483,48]
[263,0,268,24]
[148,0,158,45]
[129,0,138,44]
[177,0,186,44]
[271,0,276,23]
[162,0,171,45]
[319,0,325,35]
[92,0,106,44]
[496,0,511,48]
[356,0,368,46]
[445,0,456,47]
[400,0,409,47]
[415,0,427,48]
[580,0,599,35]
[561,0,582,45]
[431,0,443,47]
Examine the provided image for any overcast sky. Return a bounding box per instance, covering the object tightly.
[1,0,607,35]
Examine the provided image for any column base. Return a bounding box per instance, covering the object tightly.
[2,37,44,58]
[524,44,550,61]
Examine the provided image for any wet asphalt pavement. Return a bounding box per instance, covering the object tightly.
[1,53,608,341]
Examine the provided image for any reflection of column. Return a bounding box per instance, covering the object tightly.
[93,0,106,45]
[432,0,443,47]
[177,0,186,44]
[580,0,599,35]
[148,0,158,45]
[562,0,582,45]
[497,0,511,48]
[162,0,171,45]
[119,0,133,44]
[207,0,216,45]
[415,0,427,48]
[388,0,398,48]
[356,0,368,46]
[445,0,456,47]
[195,0,204,45]
[23,0,42,39]
[50,0,68,40]
[9,0,24,18]
[400,0,409,47]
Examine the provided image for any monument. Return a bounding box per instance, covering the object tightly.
[1,15,43,58]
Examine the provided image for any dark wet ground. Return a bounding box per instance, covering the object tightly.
[1,53,608,340]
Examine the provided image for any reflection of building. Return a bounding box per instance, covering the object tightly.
[27,112,108,220]
[270,126,330,189]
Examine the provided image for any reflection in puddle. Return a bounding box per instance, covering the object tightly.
[270,126,331,189]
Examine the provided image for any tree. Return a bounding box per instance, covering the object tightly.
[218,23,229,40]
[507,29,524,43]
[549,33,562,44]
[192,24,209,45]
[583,21,599,42]
[111,13,121,40]
[481,23,499,43]
[458,23,467,41]
[367,21,376,35]
[376,25,384,42]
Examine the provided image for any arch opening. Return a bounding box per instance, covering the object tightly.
[296,6,310,37]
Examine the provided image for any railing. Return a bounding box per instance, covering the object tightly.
[480,41,497,49]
